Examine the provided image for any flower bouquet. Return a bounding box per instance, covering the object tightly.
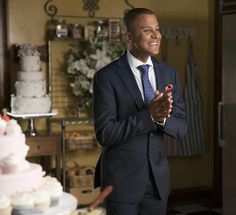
[65,38,125,115]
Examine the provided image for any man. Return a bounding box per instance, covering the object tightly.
[93,8,187,215]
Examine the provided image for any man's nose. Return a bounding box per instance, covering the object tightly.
[151,31,161,39]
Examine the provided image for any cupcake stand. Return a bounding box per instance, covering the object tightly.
[7,111,57,136]
[46,193,106,215]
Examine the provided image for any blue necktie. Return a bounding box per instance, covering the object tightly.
[138,64,154,105]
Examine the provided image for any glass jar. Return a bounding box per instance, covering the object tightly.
[95,20,108,40]
[56,19,68,38]
[108,19,121,41]
[70,24,83,39]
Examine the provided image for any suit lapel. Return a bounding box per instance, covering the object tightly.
[116,55,167,109]
[152,57,165,92]
[117,54,144,110]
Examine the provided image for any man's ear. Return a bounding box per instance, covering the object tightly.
[124,31,132,42]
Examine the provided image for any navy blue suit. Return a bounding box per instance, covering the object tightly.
[93,52,187,204]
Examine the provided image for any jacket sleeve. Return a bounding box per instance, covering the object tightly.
[163,68,188,139]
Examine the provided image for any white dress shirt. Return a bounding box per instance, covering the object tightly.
[126,51,166,126]
[126,50,156,100]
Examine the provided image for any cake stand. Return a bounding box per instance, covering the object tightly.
[7,111,57,136]
[46,192,78,215]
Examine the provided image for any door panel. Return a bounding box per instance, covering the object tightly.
[0,0,9,109]
[222,13,236,215]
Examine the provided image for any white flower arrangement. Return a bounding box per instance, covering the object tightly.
[66,38,125,112]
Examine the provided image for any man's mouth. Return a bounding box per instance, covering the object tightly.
[149,42,159,46]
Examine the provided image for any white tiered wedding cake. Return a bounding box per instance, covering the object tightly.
[0,116,77,214]
[11,44,51,114]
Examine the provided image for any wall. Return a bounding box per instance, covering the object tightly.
[7,0,214,190]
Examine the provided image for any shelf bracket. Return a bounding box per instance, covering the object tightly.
[44,0,58,21]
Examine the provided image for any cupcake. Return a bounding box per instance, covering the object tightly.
[41,176,63,207]
[11,193,34,215]
[32,190,50,212]
[0,195,12,215]
[0,153,19,174]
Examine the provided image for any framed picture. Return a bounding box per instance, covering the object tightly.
[108,19,121,41]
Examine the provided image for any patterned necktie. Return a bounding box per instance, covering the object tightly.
[138,64,154,105]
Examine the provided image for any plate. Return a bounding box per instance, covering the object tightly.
[76,207,106,215]
[7,110,57,119]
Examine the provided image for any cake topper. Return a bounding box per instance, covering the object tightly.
[17,44,40,57]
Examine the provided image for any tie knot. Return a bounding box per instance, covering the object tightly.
[138,64,150,75]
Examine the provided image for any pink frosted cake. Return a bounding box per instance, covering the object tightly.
[0,117,76,214]
[0,118,45,196]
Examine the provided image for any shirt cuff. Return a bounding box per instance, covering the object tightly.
[150,115,166,127]
[155,118,166,127]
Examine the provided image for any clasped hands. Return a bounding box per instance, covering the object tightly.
[148,90,173,123]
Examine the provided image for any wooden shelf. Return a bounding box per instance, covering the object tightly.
[26,134,62,181]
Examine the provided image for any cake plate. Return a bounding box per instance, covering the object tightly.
[46,192,78,215]
[7,111,57,136]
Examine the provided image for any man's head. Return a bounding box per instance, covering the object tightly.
[122,8,162,62]
[123,8,155,32]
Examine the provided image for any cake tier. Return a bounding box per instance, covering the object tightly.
[15,80,46,98]
[11,96,51,114]
[0,133,28,163]
[17,71,44,81]
[20,56,40,71]
[0,163,45,196]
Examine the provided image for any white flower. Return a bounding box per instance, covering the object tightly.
[90,49,112,70]
[86,69,96,79]
[66,38,124,111]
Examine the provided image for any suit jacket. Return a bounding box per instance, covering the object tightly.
[93,52,187,203]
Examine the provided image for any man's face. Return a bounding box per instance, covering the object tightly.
[125,14,161,62]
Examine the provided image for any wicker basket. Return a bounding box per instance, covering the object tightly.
[65,130,96,150]
[66,164,96,188]
[67,186,100,205]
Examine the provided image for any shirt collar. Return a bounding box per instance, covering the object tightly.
[127,50,153,69]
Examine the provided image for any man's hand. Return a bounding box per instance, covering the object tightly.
[148,90,173,123]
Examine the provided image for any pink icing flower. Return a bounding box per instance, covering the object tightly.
[0,108,10,122]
